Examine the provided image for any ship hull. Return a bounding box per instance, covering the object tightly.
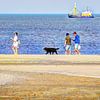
[68,14,94,18]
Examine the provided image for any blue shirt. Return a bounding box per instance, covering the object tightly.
[74,35,80,44]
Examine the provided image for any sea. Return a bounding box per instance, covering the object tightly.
[0,14,100,54]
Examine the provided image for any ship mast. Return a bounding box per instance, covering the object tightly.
[86,6,89,11]
[73,2,77,15]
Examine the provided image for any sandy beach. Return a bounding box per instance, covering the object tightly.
[0,55,100,78]
[0,55,100,100]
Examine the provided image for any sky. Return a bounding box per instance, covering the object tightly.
[0,0,99,14]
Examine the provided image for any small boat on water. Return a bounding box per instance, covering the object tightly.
[68,3,94,18]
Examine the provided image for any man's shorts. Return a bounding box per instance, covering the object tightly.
[66,45,71,51]
[75,44,81,50]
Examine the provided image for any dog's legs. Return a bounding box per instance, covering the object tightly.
[50,52,52,55]
[55,51,58,55]
[52,52,54,55]
[46,52,48,55]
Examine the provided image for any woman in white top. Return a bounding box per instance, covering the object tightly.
[11,32,20,54]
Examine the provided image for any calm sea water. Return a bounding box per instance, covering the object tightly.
[0,14,100,54]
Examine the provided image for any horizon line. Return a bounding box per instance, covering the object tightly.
[0,13,100,15]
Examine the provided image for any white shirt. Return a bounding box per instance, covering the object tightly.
[12,35,19,48]
[13,35,18,42]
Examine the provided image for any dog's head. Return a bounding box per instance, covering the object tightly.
[43,47,47,51]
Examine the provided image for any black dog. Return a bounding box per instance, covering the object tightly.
[44,47,59,55]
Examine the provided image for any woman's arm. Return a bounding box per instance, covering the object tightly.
[10,38,14,41]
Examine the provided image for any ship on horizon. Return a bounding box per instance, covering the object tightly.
[68,3,94,18]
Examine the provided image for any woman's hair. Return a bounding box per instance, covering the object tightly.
[15,32,18,36]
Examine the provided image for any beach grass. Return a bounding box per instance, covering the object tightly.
[0,73,100,100]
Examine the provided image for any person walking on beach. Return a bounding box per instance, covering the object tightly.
[11,32,20,55]
[73,32,81,55]
[64,33,71,55]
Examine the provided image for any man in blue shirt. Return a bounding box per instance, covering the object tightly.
[73,32,81,54]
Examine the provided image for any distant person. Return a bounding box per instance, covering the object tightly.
[11,32,20,55]
[64,33,71,55]
[73,32,81,55]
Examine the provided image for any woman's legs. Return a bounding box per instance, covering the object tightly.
[15,48,18,54]
[12,47,18,54]
[12,47,16,54]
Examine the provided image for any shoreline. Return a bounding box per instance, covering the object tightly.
[0,55,100,64]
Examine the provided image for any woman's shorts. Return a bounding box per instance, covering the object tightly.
[66,45,71,51]
[12,42,19,49]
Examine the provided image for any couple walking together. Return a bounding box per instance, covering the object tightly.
[65,32,81,55]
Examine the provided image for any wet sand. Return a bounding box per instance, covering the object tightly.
[0,55,100,65]
[0,72,100,100]
[0,55,100,78]
[0,55,100,100]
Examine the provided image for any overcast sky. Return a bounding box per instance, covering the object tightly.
[0,0,99,14]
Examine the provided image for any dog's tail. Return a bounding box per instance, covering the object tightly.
[56,48,59,50]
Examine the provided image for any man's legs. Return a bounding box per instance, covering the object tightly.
[74,44,80,55]
[74,49,80,55]
[66,45,71,55]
